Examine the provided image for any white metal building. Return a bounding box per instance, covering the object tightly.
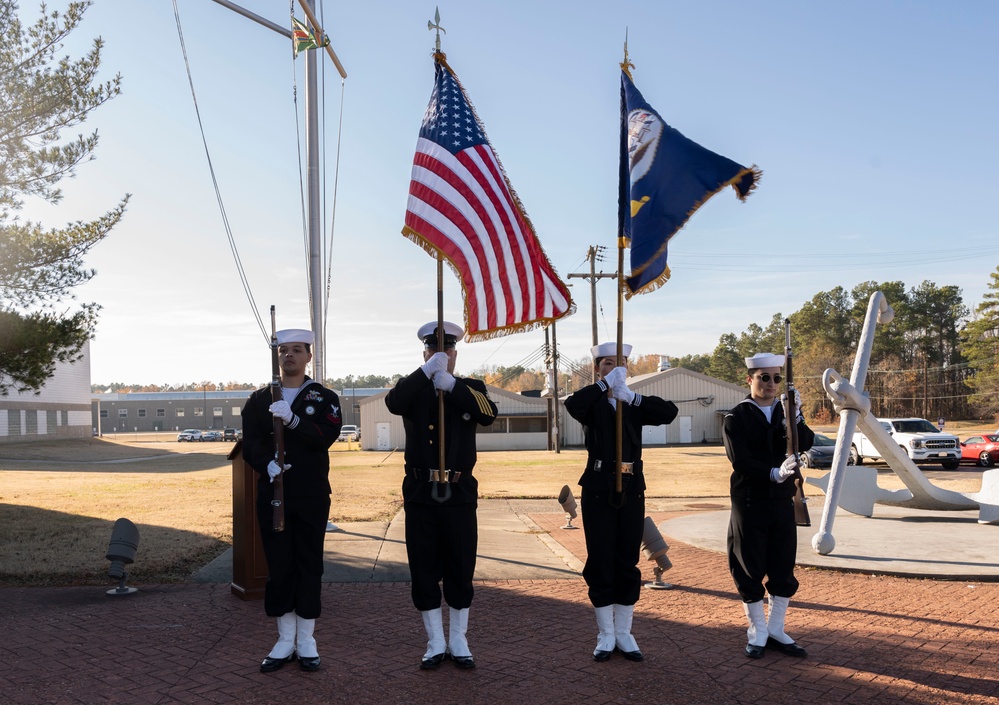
[0,340,93,443]
[559,367,749,446]
[360,385,551,451]
[359,368,749,451]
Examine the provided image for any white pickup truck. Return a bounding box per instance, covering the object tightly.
[850,417,961,470]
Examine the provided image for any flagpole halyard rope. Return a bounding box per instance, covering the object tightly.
[172,0,267,342]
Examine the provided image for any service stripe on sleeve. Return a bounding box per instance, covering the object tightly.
[469,388,495,417]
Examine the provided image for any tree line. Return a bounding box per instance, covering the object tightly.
[91,268,999,427]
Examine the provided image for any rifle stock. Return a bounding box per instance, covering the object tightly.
[783,318,810,527]
[270,306,286,533]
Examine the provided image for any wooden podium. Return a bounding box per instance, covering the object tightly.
[229,441,268,600]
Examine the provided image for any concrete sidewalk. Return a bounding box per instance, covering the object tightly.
[4,499,999,705]
[193,499,585,584]
[195,498,999,584]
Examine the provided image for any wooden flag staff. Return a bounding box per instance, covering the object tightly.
[611,37,636,509]
[434,255,451,503]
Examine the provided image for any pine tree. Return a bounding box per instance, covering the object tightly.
[0,1,127,393]
[960,266,999,421]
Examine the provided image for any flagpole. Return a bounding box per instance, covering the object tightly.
[612,263,625,500]
[434,255,449,501]
[612,36,634,507]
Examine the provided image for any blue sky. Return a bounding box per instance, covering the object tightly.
[23,1,999,386]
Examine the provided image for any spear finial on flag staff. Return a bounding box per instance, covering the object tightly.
[428,6,446,55]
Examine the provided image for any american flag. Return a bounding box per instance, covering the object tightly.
[403,54,573,342]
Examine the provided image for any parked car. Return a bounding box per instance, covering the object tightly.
[202,431,223,442]
[799,433,836,469]
[338,424,359,442]
[223,428,239,441]
[177,429,203,442]
[851,417,961,470]
[960,435,999,468]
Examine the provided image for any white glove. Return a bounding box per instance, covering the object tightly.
[603,366,635,404]
[421,352,450,380]
[269,400,294,425]
[770,455,798,483]
[781,391,804,424]
[267,459,292,483]
[433,370,456,393]
[602,366,626,389]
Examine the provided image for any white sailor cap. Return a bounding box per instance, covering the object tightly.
[744,352,785,369]
[590,342,633,360]
[276,328,314,346]
[417,320,464,345]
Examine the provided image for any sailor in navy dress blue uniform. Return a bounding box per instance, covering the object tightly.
[564,342,678,662]
[385,321,497,670]
[723,352,813,660]
[241,328,342,673]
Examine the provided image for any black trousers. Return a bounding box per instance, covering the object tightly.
[581,483,644,608]
[727,494,799,603]
[256,493,331,619]
[404,501,477,611]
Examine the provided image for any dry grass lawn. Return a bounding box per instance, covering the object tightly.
[1,421,992,587]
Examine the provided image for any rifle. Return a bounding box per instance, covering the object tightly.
[269,305,286,532]
[783,318,811,527]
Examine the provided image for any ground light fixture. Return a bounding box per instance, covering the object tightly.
[641,516,673,590]
[106,517,140,596]
[557,485,579,529]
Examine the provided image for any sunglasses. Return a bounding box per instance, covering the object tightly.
[753,373,782,384]
[425,342,457,350]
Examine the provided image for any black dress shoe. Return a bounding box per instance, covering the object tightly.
[744,644,765,659]
[767,636,807,657]
[616,647,644,662]
[299,656,321,672]
[593,649,613,662]
[260,652,297,673]
[420,652,447,670]
[447,650,475,670]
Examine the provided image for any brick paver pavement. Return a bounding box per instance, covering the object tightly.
[2,511,997,705]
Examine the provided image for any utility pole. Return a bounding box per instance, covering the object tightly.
[568,245,617,347]
[568,246,616,385]
[551,320,560,454]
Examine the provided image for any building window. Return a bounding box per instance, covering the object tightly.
[137,409,147,418]
[476,418,508,434]
[509,417,547,433]
[231,406,241,416]
[177,409,185,417]
[213,407,223,417]
[118,409,128,418]
[156,409,166,417]
[194,407,204,417]
[100,409,109,419]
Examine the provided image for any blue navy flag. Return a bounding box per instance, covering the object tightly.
[620,70,761,297]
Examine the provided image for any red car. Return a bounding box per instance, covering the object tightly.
[959,435,999,467]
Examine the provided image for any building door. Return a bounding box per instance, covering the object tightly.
[679,416,692,443]
[376,422,391,451]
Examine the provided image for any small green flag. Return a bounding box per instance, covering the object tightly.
[292,17,329,58]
